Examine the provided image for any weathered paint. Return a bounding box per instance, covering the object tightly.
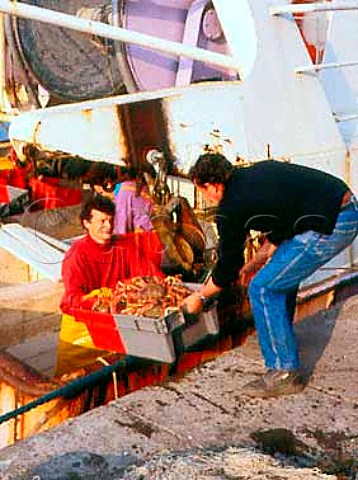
[7,0,358,280]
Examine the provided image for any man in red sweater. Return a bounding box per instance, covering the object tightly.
[57,193,163,375]
[61,194,163,314]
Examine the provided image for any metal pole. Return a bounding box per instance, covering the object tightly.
[334,113,358,122]
[0,12,7,110]
[296,60,358,73]
[270,1,358,15]
[0,0,242,74]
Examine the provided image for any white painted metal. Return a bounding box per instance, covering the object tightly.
[271,0,358,276]
[0,224,64,281]
[9,87,179,165]
[0,0,242,74]
[318,6,358,152]
[316,5,358,264]
[213,0,257,79]
[8,0,348,171]
[271,2,358,16]
[5,0,358,279]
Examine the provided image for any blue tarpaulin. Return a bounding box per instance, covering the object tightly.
[0,122,10,142]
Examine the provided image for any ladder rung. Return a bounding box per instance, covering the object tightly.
[270,2,358,16]
[334,113,358,122]
[296,60,358,74]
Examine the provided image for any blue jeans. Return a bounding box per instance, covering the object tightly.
[248,195,358,371]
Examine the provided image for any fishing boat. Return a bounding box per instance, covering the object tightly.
[0,0,357,447]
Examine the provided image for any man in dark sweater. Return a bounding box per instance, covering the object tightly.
[183,153,358,398]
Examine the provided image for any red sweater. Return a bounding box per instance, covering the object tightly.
[60,231,163,313]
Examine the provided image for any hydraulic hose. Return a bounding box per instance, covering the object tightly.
[0,357,131,425]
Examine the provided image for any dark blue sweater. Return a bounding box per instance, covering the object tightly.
[212,160,348,288]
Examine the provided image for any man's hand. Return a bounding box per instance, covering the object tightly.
[239,240,276,285]
[182,292,204,315]
[182,276,222,315]
[239,261,262,285]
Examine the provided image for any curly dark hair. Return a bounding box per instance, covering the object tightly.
[80,194,115,226]
[86,162,117,186]
[189,153,234,186]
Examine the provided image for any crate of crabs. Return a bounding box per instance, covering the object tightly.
[73,275,219,363]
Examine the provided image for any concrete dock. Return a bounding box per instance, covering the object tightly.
[0,294,357,479]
